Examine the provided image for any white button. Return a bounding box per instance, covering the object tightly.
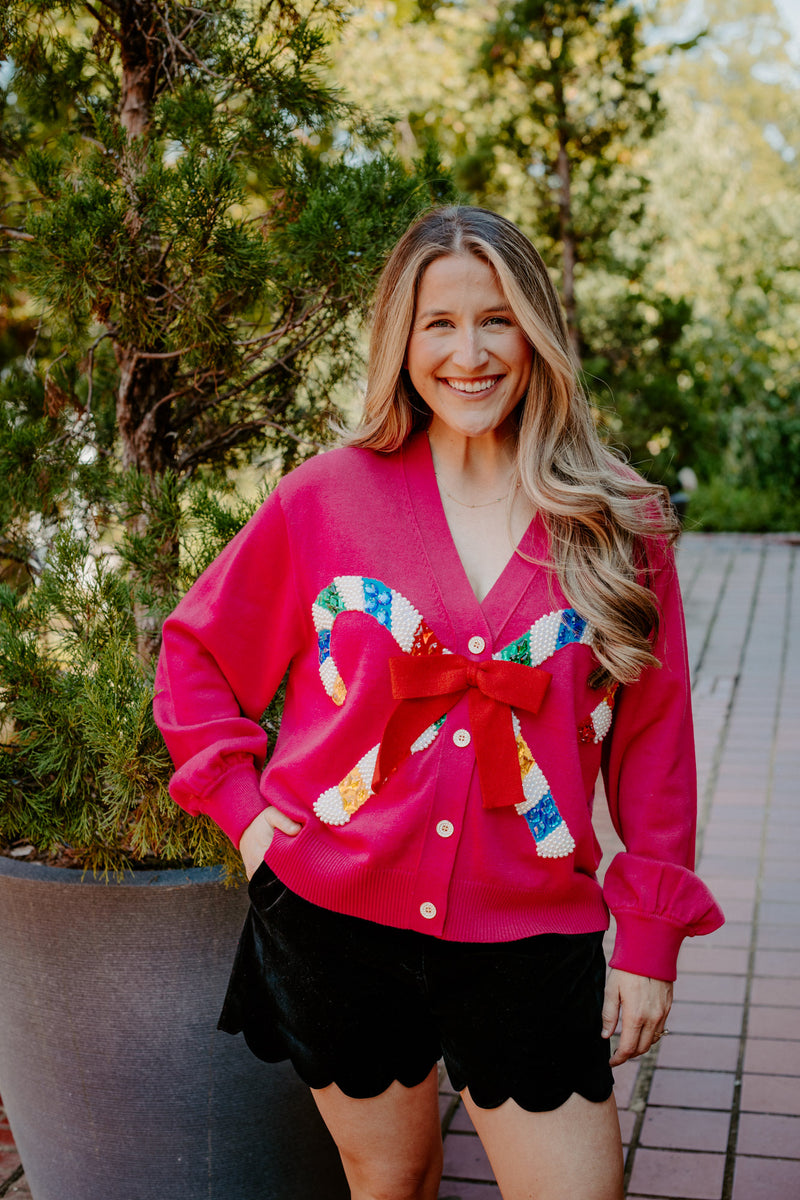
[436,820,455,838]
[468,635,486,654]
[452,728,471,748]
[419,902,437,920]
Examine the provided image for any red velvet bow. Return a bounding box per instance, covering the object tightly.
[373,655,552,809]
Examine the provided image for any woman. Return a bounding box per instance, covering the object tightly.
[154,206,723,1200]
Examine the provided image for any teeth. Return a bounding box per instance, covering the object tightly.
[445,377,498,393]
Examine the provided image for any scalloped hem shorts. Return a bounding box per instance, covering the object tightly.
[218,862,614,1112]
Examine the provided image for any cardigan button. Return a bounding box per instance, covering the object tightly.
[436,820,454,838]
[452,728,471,748]
[468,635,486,654]
[419,902,437,920]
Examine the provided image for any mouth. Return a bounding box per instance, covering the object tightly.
[441,375,503,394]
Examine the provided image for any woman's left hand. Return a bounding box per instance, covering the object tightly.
[601,968,673,1067]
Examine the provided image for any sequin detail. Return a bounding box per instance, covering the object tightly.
[578,683,619,744]
[312,584,600,859]
[512,713,576,858]
[312,575,446,706]
[313,718,446,826]
[495,608,591,669]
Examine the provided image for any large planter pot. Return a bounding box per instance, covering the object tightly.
[0,856,348,1200]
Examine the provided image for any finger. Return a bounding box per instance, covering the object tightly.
[601,985,621,1041]
[648,1022,672,1048]
[609,1011,649,1067]
[265,806,302,836]
[611,1014,670,1065]
[609,1031,641,1067]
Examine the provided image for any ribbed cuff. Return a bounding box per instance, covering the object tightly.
[609,912,687,982]
[194,763,266,848]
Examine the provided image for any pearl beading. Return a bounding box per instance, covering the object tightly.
[313,718,447,826]
[311,582,614,861]
[313,576,447,707]
[511,713,576,858]
[494,607,592,669]
[578,683,619,744]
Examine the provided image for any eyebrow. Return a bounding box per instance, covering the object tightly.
[416,306,514,319]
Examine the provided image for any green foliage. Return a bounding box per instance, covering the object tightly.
[685,482,800,534]
[473,0,662,258]
[0,0,458,866]
[0,527,240,874]
[0,489,283,874]
[1,0,457,512]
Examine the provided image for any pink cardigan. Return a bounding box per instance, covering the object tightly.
[154,433,723,980]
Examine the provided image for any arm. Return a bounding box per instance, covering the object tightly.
[153,489,306,851]
[599,539,723,1060]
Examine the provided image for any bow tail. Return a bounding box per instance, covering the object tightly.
[469,690,526,809]
[373,692,462,791]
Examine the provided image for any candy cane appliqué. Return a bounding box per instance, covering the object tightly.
[311,578,615,857]
[312,577,449,826]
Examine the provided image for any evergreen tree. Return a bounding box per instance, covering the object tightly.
[473,0,664,357]
[0,0,453,644]
[0,0,456,870]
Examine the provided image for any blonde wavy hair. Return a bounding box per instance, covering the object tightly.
[348,206,679,686]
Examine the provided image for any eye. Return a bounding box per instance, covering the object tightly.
[485,315,513,327]
[426,318,453,329]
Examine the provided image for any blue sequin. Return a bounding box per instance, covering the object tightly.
[523,793,564,842]
[555,609,587,650]
[317,629,332,664]
[362,578,393,630]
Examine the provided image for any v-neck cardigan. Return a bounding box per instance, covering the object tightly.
[154,434,723,980]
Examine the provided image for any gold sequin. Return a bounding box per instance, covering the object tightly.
[516,735,535,778]
[332,677,347,706]
[339,768,371,815]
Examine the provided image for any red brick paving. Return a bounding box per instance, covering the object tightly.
[730,1157,800,1200]
[1,534,798,1200]
[627,1148,727,1199]
[437,537,800,1199]
[0,1095,28,1200]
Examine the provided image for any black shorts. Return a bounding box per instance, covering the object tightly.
[218,862,613,1112]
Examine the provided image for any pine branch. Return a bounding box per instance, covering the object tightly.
[177,414,323,473]
[0,226,35,242]
[84,2,122,44]
[146,297,325,418]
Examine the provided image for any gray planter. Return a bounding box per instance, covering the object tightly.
[0,856,348,1200]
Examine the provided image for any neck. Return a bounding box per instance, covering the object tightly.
[427,422,517,499]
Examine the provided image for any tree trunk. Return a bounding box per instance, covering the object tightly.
[114,347,180,661]
[112,2,179,661]
[118,1,161,140]
[555,131,581,363]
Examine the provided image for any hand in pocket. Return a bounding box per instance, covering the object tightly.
[239,806,301,880]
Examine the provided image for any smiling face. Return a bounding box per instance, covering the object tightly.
[405,253,533,445]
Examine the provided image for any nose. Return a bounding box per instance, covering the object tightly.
[451,325,490,371]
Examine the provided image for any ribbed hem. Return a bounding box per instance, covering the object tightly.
[196,763,267,847]
[609,912,686,981]
[266,832,610,943]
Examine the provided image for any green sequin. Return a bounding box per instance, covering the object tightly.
[317,583,346,615]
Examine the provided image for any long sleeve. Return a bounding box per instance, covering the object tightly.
[601,540,724,980]
[153,489,306,847]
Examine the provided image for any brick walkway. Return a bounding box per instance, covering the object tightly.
[2,533,798,1200]
[438,532,800,1199]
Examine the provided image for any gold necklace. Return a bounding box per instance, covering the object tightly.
[436,477,514,508]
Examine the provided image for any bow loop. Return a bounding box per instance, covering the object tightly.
[374,653,551,807]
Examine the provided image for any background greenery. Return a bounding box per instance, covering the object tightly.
[0,0,797,870]
[332,0,800,529]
